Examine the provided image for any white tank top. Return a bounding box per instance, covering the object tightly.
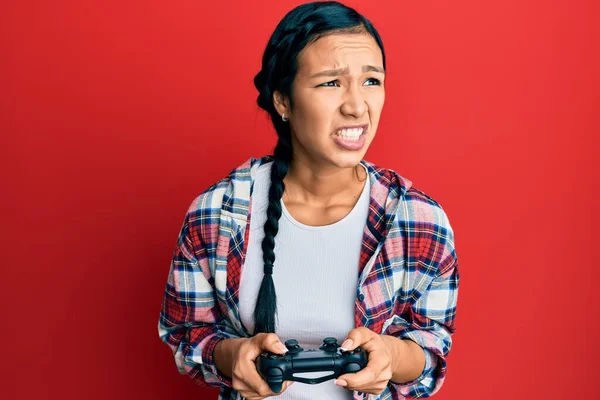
[239,161,370,400]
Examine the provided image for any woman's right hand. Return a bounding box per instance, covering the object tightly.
[231,333,294,400]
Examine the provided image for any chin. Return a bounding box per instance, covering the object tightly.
[329,149,369,168]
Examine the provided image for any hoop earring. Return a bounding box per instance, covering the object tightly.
[281,113,289,122]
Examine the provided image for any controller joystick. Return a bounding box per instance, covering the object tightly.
[320,337,339,352]
[285,339,303,354]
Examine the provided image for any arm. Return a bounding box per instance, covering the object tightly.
[380,334,426,384]
[337,211,459,398]
[158,205,238,388]
[383,213,460,398]
[213,337,247,379]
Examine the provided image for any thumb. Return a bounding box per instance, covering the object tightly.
[257,333,288,355]
[342,328,370,351]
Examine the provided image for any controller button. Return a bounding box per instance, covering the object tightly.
[344,362,361,373]
[285,339,303,353]
[321,337,339,352]
[323,337,337,345]
[267,368,283,378]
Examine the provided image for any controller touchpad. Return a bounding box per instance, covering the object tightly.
[292,371,335,379]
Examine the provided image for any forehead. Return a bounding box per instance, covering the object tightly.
[297,33,382,74]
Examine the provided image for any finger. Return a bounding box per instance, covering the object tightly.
[336,377,388,396]
[357,381,390,396]
[239,391,261,400]
[338,344,390,381]
[243,395,265,400]
[359,335,384,353]
[338,364,380,389]
[341,327,373,351]
[277,381,294,394]
[245,369,276,398]
[234,378,260,398]
[345,376,389,393]
[283,381,294,389]
[244,395,269,400]
[235,361,276,398]
[250,381,294,398]
[238,388,260,399]
[257,332,288,355]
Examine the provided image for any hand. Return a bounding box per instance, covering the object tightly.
[231,333,294,400]
[334,327,399,395]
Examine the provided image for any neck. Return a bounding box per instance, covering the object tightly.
[282,157,366,207]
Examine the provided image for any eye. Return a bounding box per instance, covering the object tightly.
[319,80,340,87]
[364,78,382,86]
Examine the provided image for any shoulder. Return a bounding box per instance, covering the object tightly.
[368,161,457,273]
[404,185,453,232]
[371,161,451,228]
[183,156,271,233]
[186,156,267,212]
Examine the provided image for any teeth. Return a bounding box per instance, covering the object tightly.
[338,134,360,141]
[336,128,363,137]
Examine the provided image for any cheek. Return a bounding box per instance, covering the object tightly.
[306,92,339,116]
[367,93,385,117]
[296,94,336,126]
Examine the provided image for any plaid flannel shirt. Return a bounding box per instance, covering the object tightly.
[158,156,459,399]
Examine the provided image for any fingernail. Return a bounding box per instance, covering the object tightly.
[334,379,348,387]
[277,343,288,354]
[340,339,353,351]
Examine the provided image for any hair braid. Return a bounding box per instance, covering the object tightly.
[251,0,386,334]
[253,140,292,333]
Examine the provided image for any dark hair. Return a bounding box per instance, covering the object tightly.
[251,1,386,334]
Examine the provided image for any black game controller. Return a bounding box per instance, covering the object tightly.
[255,337,368,393]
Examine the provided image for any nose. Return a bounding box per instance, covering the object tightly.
[340,83,367,118]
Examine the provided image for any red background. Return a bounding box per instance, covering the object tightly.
[2,0,598,399]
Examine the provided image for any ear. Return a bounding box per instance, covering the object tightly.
[272,90,290,118]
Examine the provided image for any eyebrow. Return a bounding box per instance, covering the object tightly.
[309,65,385,79]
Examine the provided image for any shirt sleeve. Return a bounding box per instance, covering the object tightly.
[382,212,460,398]
[157,207,238,388]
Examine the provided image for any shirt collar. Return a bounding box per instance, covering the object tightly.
[229,156,412,242]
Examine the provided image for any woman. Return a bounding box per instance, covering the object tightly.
[158,2,459,400]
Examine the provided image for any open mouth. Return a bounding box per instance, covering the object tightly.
[332,126,367,150]
[334,127,365,142]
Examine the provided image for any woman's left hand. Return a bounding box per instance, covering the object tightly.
[334,327,400,395]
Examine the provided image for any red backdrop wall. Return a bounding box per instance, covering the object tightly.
[2,0,598,399]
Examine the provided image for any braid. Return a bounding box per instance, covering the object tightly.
[250,1,386,334]
[253,139,292,333]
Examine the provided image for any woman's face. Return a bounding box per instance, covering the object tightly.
[274,32,385,170]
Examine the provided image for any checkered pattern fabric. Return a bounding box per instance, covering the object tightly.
[158,156,459,400]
